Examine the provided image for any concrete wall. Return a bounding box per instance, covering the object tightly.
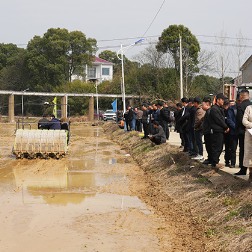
[242,62,252,83]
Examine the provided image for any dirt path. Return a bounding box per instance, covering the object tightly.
[0,124,173,251]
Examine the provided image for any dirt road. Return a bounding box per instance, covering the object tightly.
[0,124,175,252]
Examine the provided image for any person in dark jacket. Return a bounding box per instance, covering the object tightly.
[157,102,169,139]
[163,102,171,139]
[43,114,61,130]
[174,103,184,148]
[177,97,191,153]
[147,104,153,134]
[127,106,134,131]
[185,97,197,156]
[202,97,213,165]
[209,93,229,169]
[234,90,252,175]
[227,103,238,168]
[38,115,49,129]
[141,104,149,139]
[149,121,166,145]
[223,99,231,167]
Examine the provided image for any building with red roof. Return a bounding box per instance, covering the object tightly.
[72,56,114,84]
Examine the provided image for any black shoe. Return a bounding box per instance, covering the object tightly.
[225,163,230,167]
[233,171,247,176]
[189,152,197,157]
[230,164,235,168]
[202,159,210,165]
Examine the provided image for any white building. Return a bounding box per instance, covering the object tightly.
[72,56,113,84]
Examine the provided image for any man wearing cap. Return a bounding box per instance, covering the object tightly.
[149,121,166,145]
[209,93,229,169]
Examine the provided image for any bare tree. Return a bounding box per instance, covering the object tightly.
[214,28,231,90]
[133,40,174,68]
[232,29,250,80]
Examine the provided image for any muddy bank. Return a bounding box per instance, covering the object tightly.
[105,122,252,252]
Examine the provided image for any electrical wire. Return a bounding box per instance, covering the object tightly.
[141,0,166,38]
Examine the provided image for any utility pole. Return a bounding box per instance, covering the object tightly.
[179,34,183,99]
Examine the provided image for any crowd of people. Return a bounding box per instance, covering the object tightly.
[117,101,172,145]
[117,90,252,182]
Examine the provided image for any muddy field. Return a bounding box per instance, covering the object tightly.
[0,123,177,251]
[1,122,252,251]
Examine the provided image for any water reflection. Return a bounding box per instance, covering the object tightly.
[10,163,124,206]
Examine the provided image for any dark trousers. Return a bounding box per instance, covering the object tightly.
[183,132,189,152]
[150,136,162,145]
[160,121,168,139]
[224,133,231,164]
[211,132,224,166]
[142,122,149,138]
[189,129,198,155]
[204,134,213,163]
[238,134,247,173]
[127,120,132,131]
[195,130,203,156]
[166,124,170,140]
[229,134,238,165]
[180,132,185,146]
[136,119,142,132]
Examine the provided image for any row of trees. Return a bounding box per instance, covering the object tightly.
[0,26,234,116]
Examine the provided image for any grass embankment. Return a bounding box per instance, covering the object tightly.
[104,122,252,252]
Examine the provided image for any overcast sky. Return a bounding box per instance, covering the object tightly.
[1,0,251,77]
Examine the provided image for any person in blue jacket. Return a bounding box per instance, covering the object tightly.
[42,113,61,130]
[227,102,238,168]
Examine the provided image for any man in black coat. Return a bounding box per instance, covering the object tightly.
[127,106,134,131]
[174,103,184,148]
[234,90,252,175]
[38,115,49,129]
[186,98,198,157]
[157,102,170,140]
[177,97,191,152]
[209,93,229,169]
[163,101,171,139]
[202,98,213,165]
[141,104,149,139]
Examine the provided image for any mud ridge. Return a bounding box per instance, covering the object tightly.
[105,123,252,252]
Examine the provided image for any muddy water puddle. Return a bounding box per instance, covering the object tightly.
[0,125,165,252]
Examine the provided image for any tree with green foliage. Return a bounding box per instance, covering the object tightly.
[156,24,200,72]
[156,25,200,96]
[25,28,97,92]
[98,50,121,65]
[0,43,24,72]
[190,75,224,98]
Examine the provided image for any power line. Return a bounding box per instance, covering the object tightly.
[141,0,166,38]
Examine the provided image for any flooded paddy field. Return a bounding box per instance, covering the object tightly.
[0,124,171,252]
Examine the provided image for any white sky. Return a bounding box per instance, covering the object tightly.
[1,0,252,77]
